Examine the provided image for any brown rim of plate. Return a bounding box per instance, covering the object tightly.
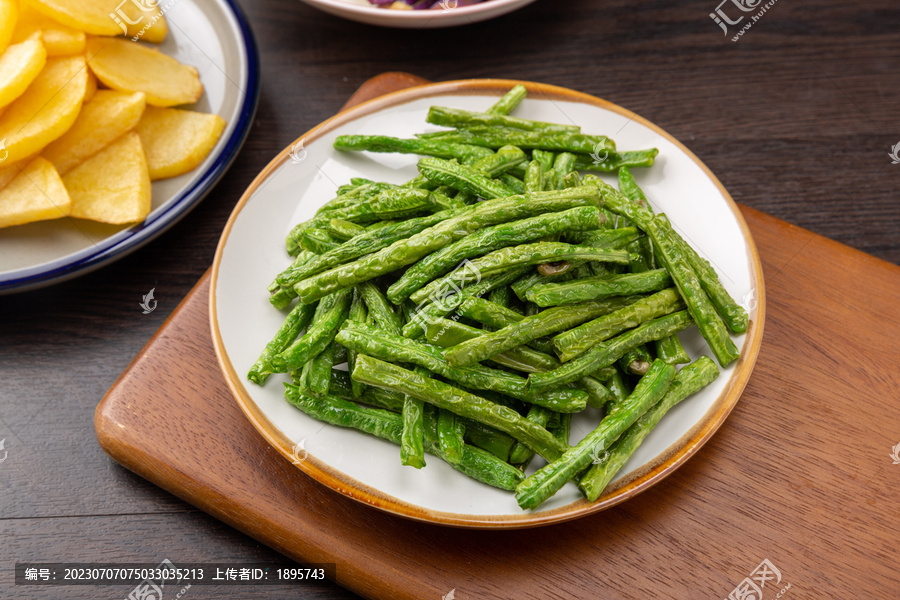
[209,79,766,530]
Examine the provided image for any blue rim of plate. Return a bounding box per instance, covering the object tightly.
[0,0,261,294]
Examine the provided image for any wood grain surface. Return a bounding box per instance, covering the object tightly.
[2,0,900,598]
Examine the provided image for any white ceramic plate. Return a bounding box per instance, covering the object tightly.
[211,80,765,528]
[0,0,259,294]
[297,0,537,28]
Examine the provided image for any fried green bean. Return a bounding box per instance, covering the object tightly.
[427,106,580,133]
[417,157,516,199]
[437,408,466,465]
[351,355,567,462]
[579,356,719,501]
[389,206,604,303]
[293,186,602,305]
[525,268,672,307]
[333,134,493,164]
[573,149,659,172]
[435,127,615,154]
[401,365,428,469]
[248,298,317,385]
[336,321,588,412]
[508,406,555,465]
[412,242,633,305]
[487,84,527,115]
[515,359,675,509]
[553,288,685,362]
[270,288,352,372]
[357,281,402,335]
[528,310,693,392]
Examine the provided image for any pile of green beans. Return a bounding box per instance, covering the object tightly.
[249,85,746,510]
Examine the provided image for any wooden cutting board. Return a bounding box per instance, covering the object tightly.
[95,73,900,599]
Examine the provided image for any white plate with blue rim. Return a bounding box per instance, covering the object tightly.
[211,79,765,528]
[0,0,259,294]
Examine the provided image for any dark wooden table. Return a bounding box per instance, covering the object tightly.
[2,1,898,598]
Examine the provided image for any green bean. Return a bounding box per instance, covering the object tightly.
[573,149,659,172]
[357,281,402,335]
[390,206,604,303]
[617,166,651,210]
[417,157,516,199]
[552,152,576,177]
[300,228,340,254]
[454,295,557,354]
[515,359,675,509]
[437,409,466,465]
[509,406,554,464]
[413,242,633,306]
[284,386,523,491]
[487,84,527,115]
[346,289,367,397]
[328,371,407,413]
[308,341,335,395]
[656,215,748,334]
[333,134,493,164]
[436,127,615,154]
[646,217,740,366]
[528,310,693,392]
[326,218,366,241]
[401,365,428,469]
[470,145,528,177]
[525,268,671,307]
[351,355,567,462]
[655,334,691,365]
[445,297,638,368]
[579,356,719,501]
[498,173,525,195]
[402,266,531,339]
[487,285,512,308]
[327,188,439,224]
[293,187,601,305]
[566,227,641,250]
[423,317,560,374]
[617,345,652,376]
[335,321,588,412]
[316,181,396,215]
[510,268,570,302]
[268,250,316,296]
[248,298,318,385]
[562,171,581,189]
[270,288,352,372]
[578,376,613,410]
[553,288,685,362]
[427,106,580,133]
[532,149,555,173]
[524,160,543,192]
[605,368,630,410]
[461,418,516,461]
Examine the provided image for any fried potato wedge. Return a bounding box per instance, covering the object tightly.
[12,4,86,56]
[0,162,19,190]
[84,67,97,101]
[0,55,88,164]
[28,0,124,36]
[0,157,72,228]
[0,37,48,109]
[136,106,224,180]
[0,0,17,55]
[117,1,168,43]
[64,132,151,224]
[86,37,202,107]
[44,89,146,175]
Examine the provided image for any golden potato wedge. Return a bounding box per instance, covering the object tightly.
[0,0,17,55]
[12,5,86,56]
[117,1,168,43]
[136,106,224,180]
[0,162,19,190]
[84,67,97,101]
[64,132,151,224]
[0,157,72,228]
[27,0,124,36]
[0,37,48,109]
[44,90,146,175]
[86,37,202,107]
[0,55,88,164]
